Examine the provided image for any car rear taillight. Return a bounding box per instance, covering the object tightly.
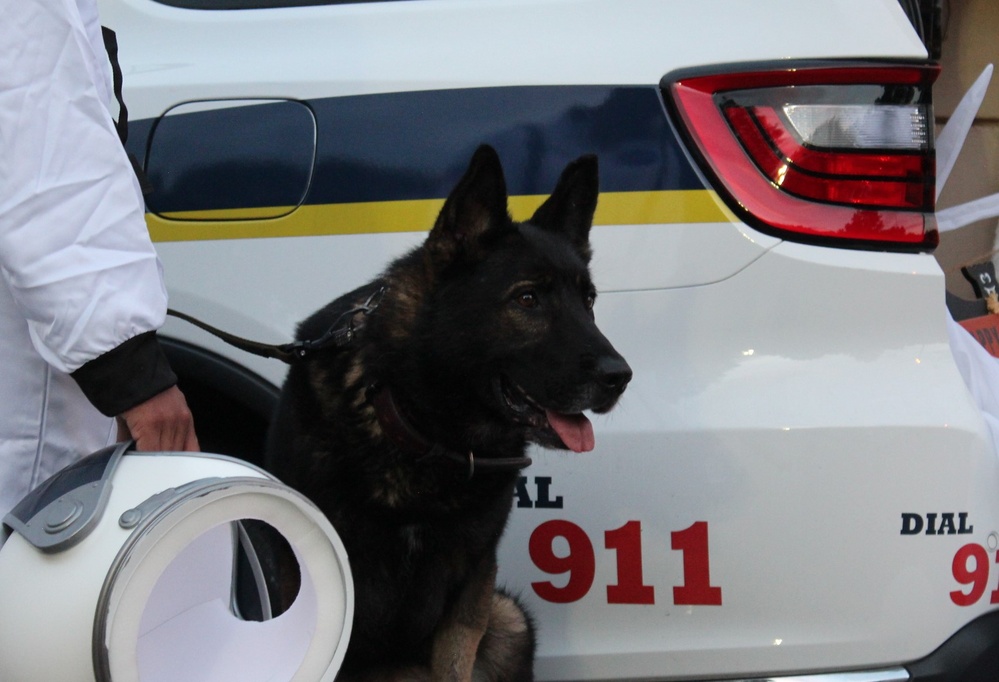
[663,63,940,251]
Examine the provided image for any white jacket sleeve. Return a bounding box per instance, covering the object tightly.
[0,0,171,411]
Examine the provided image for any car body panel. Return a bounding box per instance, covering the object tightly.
[101,0,925,109]
[499,243,995,678]
[94,0,999,679]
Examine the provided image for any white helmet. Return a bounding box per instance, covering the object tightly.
[0,441,352,682]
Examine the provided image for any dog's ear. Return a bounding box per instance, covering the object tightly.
[427,145,510,266]
[529,155,598,262]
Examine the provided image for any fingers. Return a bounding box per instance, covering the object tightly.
[119,385,200,452]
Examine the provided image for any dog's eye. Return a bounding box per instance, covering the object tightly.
[516,291,539,309]
[585,292,596,310]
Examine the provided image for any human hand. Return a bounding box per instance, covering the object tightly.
[117,385,200,452]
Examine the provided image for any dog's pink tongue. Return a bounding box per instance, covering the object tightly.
[546,410,595,453]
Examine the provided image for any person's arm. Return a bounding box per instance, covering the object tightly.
[0,0,197,451]
[71,331,200,452]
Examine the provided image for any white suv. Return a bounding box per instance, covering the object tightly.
[98,0,999,679]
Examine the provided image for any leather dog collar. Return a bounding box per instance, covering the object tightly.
[369,385,532,479]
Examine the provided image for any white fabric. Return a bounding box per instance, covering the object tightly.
[936,192,999,234]
[947,313,999,459]
[935,64,993,201]
[0,0,168,521]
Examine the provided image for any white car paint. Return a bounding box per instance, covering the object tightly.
[95,0,996,679]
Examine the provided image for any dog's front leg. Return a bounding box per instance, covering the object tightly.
[430,555,497,682]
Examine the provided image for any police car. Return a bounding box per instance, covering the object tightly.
[96,0,999,679]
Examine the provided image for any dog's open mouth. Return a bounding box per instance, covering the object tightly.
[498,377,595,453]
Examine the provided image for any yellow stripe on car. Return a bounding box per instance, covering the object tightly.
[146,190,733,242]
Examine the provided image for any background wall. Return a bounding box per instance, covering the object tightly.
[934,0,999,297]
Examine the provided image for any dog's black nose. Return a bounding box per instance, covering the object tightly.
[595,355,632,393]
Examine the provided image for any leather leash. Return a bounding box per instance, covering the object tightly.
[168,287,531,478]
[166,286,385,364]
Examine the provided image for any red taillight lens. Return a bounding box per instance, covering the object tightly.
[664,63,940,251]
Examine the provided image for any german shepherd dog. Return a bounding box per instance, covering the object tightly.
[265,145,631,681]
